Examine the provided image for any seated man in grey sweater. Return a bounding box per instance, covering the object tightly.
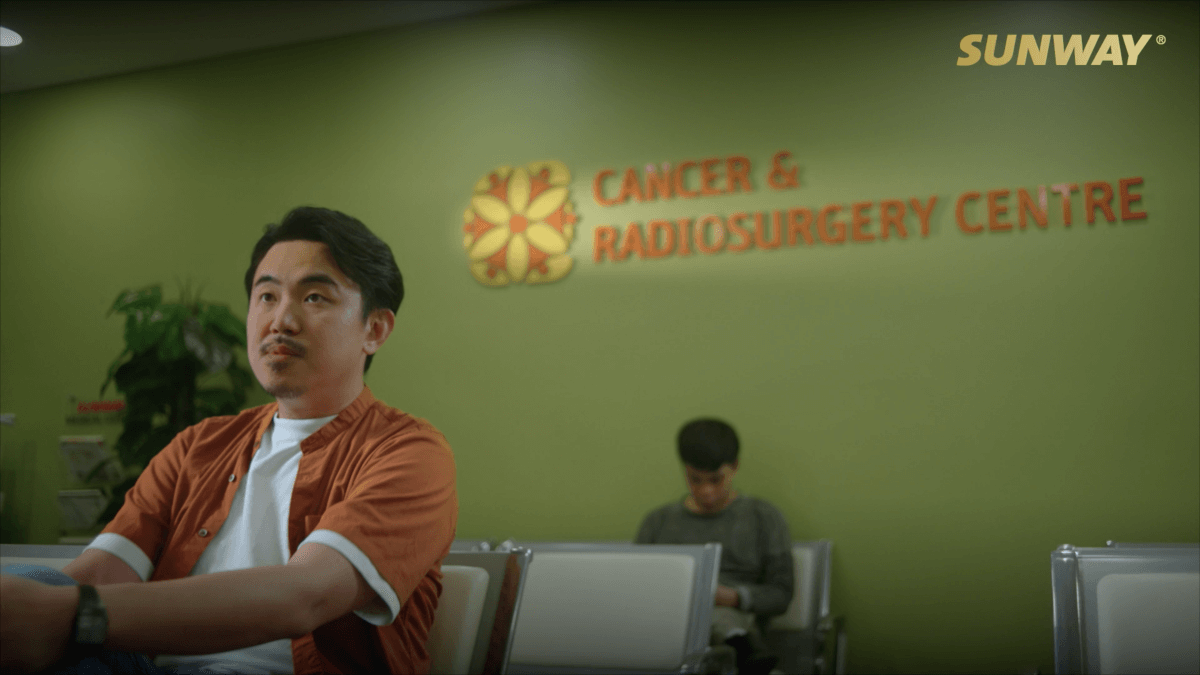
[635,418,793,675]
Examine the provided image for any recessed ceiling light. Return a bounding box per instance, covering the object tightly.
[0,27,23,48]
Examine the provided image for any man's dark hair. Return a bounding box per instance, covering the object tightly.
[244,206,403,373]
[677,418,740,471]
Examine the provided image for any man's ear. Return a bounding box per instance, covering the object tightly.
[729,461,739,474]
[363,309,395,355]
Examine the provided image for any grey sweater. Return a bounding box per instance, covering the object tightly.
[635,494,794,618]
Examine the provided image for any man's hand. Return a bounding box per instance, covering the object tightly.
[0,574,76,673]
[715,584,740,608]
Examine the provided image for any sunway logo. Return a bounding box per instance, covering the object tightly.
[956,34,1160,66]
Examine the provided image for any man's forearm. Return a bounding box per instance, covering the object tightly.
[745,582,791,617]
[52,564,318,655]
[62,549,144,586]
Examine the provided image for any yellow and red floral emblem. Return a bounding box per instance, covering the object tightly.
[462,161,578,286]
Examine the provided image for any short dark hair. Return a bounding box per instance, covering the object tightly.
[244,206,403,373]
[677,418,740,471]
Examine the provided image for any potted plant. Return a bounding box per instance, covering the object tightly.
[96,284,256,522]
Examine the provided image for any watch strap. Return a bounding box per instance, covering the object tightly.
[73,584,108,647]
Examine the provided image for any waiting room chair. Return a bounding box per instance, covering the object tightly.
[1051,542,1199,675]
[434,548,534,675]
[503,541,733,675]
[764,539,845,675]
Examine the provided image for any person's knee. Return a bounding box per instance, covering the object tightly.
[1,564,78,586]
[709,606,757,643]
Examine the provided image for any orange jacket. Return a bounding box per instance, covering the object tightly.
[103,386,458,674]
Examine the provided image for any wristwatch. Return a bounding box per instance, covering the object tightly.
[72,585,108,648]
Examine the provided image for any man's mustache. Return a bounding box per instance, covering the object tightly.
[261,338,306,357]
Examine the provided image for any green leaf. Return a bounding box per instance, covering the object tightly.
[96,475,140,525]
[183,318,234,372]
[109,286,162,316]
[195,388,239,417]
[198,303,247,348]
[125,310,168,354]
[129,425,178,467]
[158,303,191,326]
[100,347,131,397]
[115,417,152,466]
[159,305,192,352]
[85,458,124,483]
[226,363,254,407]
[116,414,152,444]
[117,375,176,398]
[115,396,166,457]
[156,322,186,362]
[112,357,175,398]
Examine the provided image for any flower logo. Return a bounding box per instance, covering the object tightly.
[462,160,578,286]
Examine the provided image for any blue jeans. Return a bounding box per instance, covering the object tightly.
[2,564,169,675]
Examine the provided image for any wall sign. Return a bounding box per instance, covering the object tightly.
[461,151,1147,285]
[955,34,1158,67]
[65,396,125,426]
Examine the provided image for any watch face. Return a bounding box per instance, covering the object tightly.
[74,585,107,646]
[77,611,106,644]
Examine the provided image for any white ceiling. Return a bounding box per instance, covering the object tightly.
[0,0,534,95]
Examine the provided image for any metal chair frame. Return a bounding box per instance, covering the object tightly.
[442,548,534,675]
[1051,542,1199,674]
[764,539,845,675]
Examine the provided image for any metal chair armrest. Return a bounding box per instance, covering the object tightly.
[813,615,846,675]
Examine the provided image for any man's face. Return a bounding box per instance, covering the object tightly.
[685,462,738,514]
[247,240,380,414]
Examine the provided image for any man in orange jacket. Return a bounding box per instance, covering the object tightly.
[1,207,458,675]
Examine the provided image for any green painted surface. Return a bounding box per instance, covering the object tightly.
[1,2,1197,672]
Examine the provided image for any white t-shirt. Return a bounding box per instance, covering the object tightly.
[87,414,401,675]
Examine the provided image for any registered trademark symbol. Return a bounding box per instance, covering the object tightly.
[1157,35,1166,45]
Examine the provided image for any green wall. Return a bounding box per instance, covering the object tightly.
[2,2,1197,672]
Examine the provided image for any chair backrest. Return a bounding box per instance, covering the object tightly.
[429,565,491,675]
[505,541,721,674]
[1051,543,1200,675]
[1106,541,1199,549]
[452,538,497,552]
[0,543,87,570]
[767,539,832,632]
[437,549,534,675]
